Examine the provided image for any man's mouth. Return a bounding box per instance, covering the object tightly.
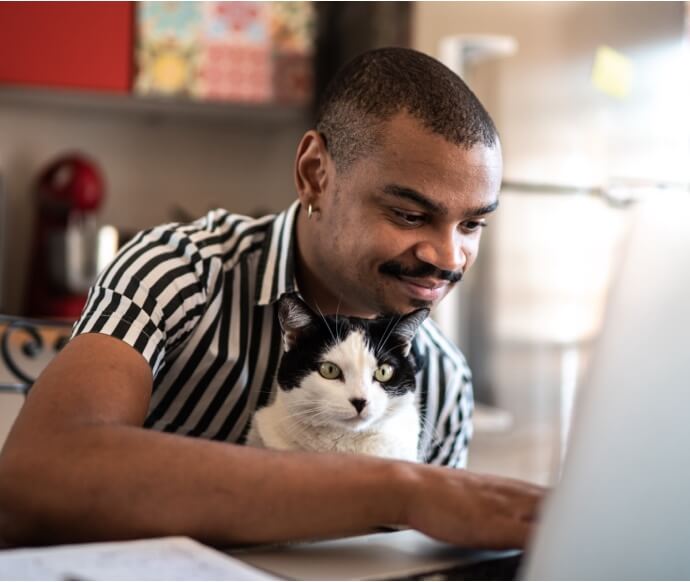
[395,275,449,302]
[378,260,461,304]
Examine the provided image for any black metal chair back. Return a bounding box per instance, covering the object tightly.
[0,315,74,396]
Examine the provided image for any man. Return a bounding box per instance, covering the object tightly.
[0,48,543,548]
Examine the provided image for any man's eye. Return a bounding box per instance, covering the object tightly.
[463,220,487,233]
[392,210,425,226]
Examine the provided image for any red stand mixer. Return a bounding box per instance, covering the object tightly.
[26,154,110,319]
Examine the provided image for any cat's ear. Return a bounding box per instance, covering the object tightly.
[393,308,430,357]
[278,294,316,352]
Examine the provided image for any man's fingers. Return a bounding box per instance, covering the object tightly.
[479,491,542,525]
[470,516,536,550]
[407,466,549,549]
[483,479,547,515]
[499,519,537,549]
[479,473,548,496]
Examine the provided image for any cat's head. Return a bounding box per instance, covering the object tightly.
[275,293,429,432]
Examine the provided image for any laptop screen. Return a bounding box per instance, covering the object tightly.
[524,192,690,579]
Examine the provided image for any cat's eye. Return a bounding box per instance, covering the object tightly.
[319,362,342,380]
[374,364,395,383]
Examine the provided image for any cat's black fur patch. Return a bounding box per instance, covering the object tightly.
[276,294,428,396]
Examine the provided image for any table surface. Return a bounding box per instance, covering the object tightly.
[0,531,522,581]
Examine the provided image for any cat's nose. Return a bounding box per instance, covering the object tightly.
[350,398,367,414]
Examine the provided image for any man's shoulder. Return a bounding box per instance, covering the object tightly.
[152,209,276,242]
[137,209,277,264]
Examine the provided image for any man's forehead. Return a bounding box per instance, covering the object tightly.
[373,144,502,206]
[371,120,501,182]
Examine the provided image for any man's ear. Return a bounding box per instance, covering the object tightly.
[294,130,331,213]
[392,308,430,357]
[278,293,316,352]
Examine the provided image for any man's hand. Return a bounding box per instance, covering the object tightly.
[398,464,546,549]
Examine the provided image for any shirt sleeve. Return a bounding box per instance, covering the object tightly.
[71,222,216,378]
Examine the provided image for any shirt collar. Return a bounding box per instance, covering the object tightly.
[255,200,302,306]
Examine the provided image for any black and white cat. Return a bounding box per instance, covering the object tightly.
[246,294,428,462]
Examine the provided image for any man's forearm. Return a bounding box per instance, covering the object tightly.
[0,424,410,547]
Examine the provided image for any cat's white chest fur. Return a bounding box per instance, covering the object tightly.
[246,389,420,461]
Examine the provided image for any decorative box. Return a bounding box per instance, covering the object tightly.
[135,1,314,105]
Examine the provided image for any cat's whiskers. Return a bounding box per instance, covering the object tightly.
[303,406,337,424]
[314,300,338,346]
[417,412,443,455]
[375,315,397,356]
[281,420,312,443]
[256,387,277,399]
[283,407,334,436]
[376,340,409,361]
[284,403,333,424]
[376,314,403,359]
[281,407,325,434]
[284,404,327,420]
[335,295,343,342]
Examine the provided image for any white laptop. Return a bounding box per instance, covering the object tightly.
[523,191,690,579]
[230,528,520,580]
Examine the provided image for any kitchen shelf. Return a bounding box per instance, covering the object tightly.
[0,85,311,126]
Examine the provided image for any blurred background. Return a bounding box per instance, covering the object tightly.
[0,1,688,483]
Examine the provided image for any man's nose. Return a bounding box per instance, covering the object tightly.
[414,230,466,273]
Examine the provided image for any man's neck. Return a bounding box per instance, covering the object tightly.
[293,208,376,319]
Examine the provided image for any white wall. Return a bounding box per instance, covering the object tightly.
[0,96,308,314]
[413,1,688,187]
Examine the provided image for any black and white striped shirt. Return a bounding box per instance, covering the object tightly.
[73,201,474,467]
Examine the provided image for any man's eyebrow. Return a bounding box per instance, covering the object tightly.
[382,184,447,214]
[382,185,500,218]
[466,199,500,217]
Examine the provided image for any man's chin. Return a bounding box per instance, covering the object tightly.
[409,297,434,309]
[376,291,435,315]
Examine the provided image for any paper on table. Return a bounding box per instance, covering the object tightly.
[0,536,278,581]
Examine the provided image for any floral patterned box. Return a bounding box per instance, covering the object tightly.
[135,1,314,105]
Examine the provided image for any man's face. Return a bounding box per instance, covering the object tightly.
[309,112,502,317]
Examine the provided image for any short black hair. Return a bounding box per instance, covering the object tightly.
[316,47,499,172]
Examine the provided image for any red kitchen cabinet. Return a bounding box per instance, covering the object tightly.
[0,1,134,93]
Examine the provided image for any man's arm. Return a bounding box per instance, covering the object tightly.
[0,333,543,549]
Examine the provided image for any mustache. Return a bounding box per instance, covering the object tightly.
[379,260,463,284]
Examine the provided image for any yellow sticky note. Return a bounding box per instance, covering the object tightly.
[591,45,633,99]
